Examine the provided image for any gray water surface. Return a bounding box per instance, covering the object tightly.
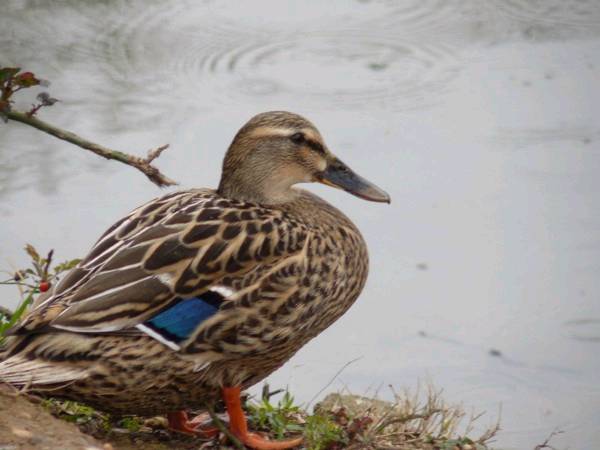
[1,1,599,448]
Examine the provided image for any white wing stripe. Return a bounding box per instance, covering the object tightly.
[136,324,181,351]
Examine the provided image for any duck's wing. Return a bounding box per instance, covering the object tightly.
[12,190,310,346]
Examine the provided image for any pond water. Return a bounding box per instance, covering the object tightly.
[1,1,599,448]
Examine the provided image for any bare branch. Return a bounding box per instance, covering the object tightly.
[5,110,177,187]
[146,144,169,164]
[534,429,563,450]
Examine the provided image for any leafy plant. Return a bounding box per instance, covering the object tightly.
[118,416,144,432]
[0,244,80,342]
[42,398,98,424]
[304,413,346,450]
[0,66,59,121]
[247,389,304,440]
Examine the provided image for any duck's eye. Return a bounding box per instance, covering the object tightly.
[290,132,305,144]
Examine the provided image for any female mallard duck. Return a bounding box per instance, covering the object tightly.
[0,111,389,449]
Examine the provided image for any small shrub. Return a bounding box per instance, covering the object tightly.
[304,413,346,450]
[247,390,304,439]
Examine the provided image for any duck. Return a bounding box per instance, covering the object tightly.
[0,111,389,449]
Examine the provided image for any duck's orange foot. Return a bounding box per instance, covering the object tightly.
[233,431,303,450]
[167,410,219,438]
[223,386,303,450]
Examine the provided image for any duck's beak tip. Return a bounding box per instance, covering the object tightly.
[317,158,391,205]
[361,188,391,204]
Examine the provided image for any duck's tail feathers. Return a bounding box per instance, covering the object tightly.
[0,355,87,388]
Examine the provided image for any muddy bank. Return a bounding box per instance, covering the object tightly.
[0,385,107,450]
[0,385,218,450]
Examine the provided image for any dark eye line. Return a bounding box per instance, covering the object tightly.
[305,139,325,154]
[288,133,325,154]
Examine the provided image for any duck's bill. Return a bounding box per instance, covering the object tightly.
[317,158,391,203]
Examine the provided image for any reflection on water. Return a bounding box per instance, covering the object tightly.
[1,1,600,448]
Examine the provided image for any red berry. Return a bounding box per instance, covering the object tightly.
[39,281,50,292]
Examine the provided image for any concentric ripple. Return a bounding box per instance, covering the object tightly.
[66,0,463,113]
[226,34,460,109]
[4,0,600,123]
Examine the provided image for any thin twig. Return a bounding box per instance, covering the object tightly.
[146,144,169,163]
[375,410,443,433]
[261,383,285,402]
[534,429,563,450]
[5,110,177,187]
[306,356,363,410]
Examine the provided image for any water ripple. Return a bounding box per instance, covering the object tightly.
[495,0,600,27]
[1,0,461,117]
[75,1,463,112]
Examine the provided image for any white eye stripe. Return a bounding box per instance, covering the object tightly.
[247,126,294,139]
[247,126,321,143]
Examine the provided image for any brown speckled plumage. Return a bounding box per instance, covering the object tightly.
[0,111,387,417]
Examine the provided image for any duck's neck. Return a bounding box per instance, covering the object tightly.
[217,173,299,205]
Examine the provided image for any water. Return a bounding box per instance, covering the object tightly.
[1,1,599,448]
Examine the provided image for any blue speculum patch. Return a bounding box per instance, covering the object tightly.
[146,296,219,342]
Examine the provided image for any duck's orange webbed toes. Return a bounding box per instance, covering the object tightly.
[167,410,219,438]
[223,386,303,450]
[237,431,304,450]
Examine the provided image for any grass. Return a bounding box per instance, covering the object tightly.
[244,385,500,450]
[41,398,105,425]
[304,414,346,450]
[241,380,501,450]
[0,291,33,344]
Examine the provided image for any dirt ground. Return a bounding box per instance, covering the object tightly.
[0,385,107,450]
[0,386,223,450]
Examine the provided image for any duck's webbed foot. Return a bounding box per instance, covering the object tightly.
[223,386,303,450]
[167,410,219,438]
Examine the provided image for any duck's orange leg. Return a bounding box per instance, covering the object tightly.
[167,410,219,437]
[223,386,303,450]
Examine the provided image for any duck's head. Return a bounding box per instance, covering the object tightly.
[218,111,390,205]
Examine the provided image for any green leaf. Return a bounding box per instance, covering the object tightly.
[53,258,82,274]
[119,416,142,432]
[0,291,33,343]
[440,439,466,450]
[0,67,20,83]
[304,414,345,450]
